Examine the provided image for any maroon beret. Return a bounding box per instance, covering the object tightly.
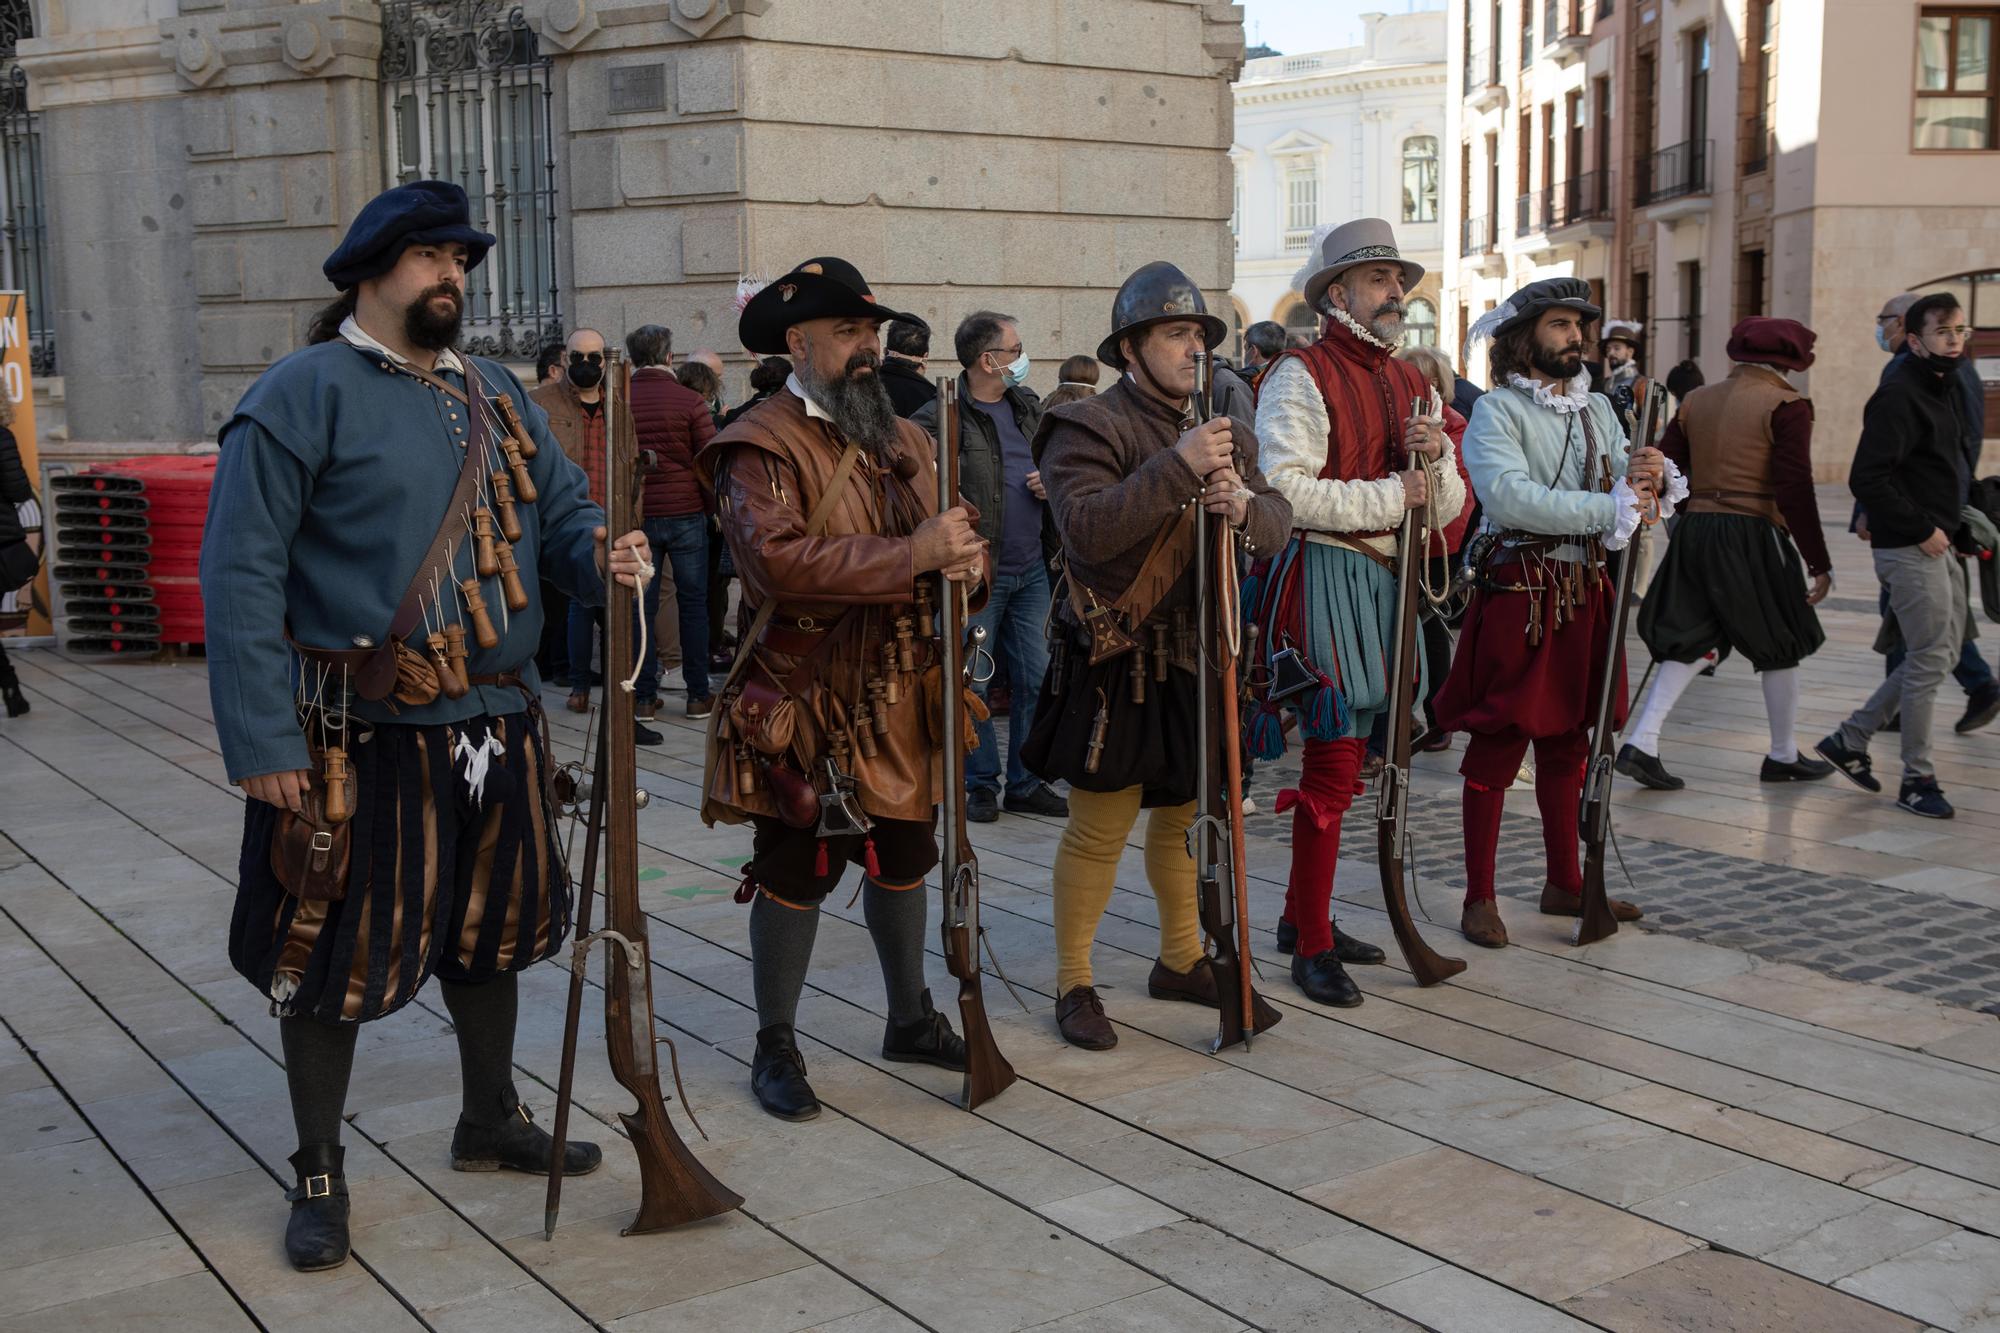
[1726,316,1816,371]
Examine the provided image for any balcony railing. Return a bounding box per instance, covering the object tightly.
[1462,213,1495,254]
[1464,47,1492,97]
[1744,116,1770,175]
[1283,228,1315,254]
[1546,170,1616,227]
[1635,138,1712,206]
[1515,192,1541,237]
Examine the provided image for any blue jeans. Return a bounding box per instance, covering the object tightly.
[644,514,711,701]
[567,600,658,702]
[967,565,1052,798]
[1880,580,1995,695]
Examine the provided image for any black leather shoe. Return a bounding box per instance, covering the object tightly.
[1956,684,2000,735]
[284,1144,351,1273]
[752,1024,821,1121]
[1275,918,1298,955]
[451,1101,602,1177]
[881,988,967,1071]
[634,722,664,747]
[1003,783,1070,817]
[966,789,1000,823]
[1333,927,1387,966]
[1291,951,1363,1007]
[2,685,25,718]
[1615,744,1684,791]
[1760,754,1834,782]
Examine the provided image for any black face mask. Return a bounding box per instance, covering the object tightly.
[567,358,604,389]
[1922,350,1962,375]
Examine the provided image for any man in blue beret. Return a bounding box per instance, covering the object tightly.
[200,179,652,1272]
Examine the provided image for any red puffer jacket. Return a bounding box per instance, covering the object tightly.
[631,366,716,518]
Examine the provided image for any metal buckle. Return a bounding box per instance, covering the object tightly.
[796,615,817,632]
[304,1173,333,1199]
[311,830,334,854]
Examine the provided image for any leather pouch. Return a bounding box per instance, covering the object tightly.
[268,760,352,902]
[728,655,797,756]
[920,663,989,754]
[763,761,820,830]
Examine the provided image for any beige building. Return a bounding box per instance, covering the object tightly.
[5,0,1248,451]
[1444,0,2000,478]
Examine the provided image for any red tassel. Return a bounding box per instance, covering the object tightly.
[863,836,882,878]
[813,839,829,877]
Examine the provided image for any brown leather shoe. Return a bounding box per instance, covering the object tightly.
[1055,986,1116,1050]
[1538,882,1643,922]
[686,695,715,720]
[1461,898,1508,948]
[566,691,590,714]
[634,699,661,721]
[1147,956,1219,1005]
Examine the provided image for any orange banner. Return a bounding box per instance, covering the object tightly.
[0,291,45,637]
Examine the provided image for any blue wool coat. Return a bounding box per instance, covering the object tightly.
[201,340,605,782]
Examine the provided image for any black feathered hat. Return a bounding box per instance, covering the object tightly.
[736,257,920,356]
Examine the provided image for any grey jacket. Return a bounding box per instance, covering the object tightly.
[913,374,1046,560]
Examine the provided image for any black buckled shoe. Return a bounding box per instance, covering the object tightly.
[284,1144,351,1273]
[1275,918,1298,955]
[450,1100,602,1177]
[752,1024,821,1122]
[882,988,968,1071]
[1615,744,1684,791]
[1760,754,1834,782]
[1291,951,1363,1008]
[1333,928,1386,966]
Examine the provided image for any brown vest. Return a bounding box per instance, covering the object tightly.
[1678,363,1799,527]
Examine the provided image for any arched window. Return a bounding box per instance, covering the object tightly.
[1402,136,1440,223]
[1405,298,1439,348]
[1281,296,1320,342]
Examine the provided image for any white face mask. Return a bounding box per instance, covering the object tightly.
[1876,323,1895,353]
[998,352,1030,388]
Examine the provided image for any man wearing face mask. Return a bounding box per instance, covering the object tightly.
[531,329,661,744]
[914,311,1067,821]
[1819,294,1980,818]
[1858,291,1999,735]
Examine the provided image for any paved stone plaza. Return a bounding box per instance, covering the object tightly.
[3,493,2000,1332]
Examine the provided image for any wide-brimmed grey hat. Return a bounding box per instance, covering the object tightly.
[1299,219,1426,312]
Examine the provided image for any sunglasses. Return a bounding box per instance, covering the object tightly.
[568,351,604,366]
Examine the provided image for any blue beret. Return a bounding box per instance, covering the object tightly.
[322,179,498,289]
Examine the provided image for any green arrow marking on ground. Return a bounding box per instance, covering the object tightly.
[638,867,668,881]
[666,885,727,901]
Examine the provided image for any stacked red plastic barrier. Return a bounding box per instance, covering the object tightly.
[50,456,216,655]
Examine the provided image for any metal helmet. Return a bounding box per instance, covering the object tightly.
[1097,261,1229,369]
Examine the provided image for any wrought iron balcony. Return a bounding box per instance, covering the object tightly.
[1462,213,1495,254]
[1515,192,1542,238]
[1547,170,1616,228]
[1635,139,1712,207]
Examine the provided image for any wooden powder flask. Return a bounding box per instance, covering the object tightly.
[894,615,916,672]
[442,621,472,689]
[1151,622,1169,682]
[500,435,539,504]
[473,509,501,578]
[879,644,902,705]
[491,472,524,542]
[429,630,469,699]
[495,540,530,612]
[914,586,936,639]
[321,746,353,824]
[460,576,500,649]
[494,393,539,459]
[1127,644,1147,704]
[867,678,890,735]
[1085,687,1109,774]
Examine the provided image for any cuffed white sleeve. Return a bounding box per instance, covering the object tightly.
[1603,476,1646,551]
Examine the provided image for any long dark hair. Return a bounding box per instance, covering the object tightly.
[1488,322,1540,383]
[306,289,357,346]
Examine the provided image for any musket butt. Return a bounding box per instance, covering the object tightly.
[542,1210,558,1241]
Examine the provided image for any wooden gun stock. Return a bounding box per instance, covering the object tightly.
[934,375,1017,1110]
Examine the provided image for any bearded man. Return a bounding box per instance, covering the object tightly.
[1251,219,1464,1008]
[1435,279,1675,947]
[202,180,653,1271]
[696,257,989,1121]
[1023,261,1291,1050]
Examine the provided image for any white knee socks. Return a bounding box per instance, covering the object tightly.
[1762,667,1800,763]
[1624,658,1702,758]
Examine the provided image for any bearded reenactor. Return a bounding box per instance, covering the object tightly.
[1434,279,1672,948]
[200,181,653,1271]
[1620,318,1834,790]
[1252,220,1464,1008]
[696,257,988,1120]
[1022,262,1292,1050]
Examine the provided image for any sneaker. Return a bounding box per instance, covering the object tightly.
[1241,795,1259,816]
[1760,754,1834,782]
[685,695,715,720]
[966,789,999,823]
[1814,735,1881,793]
[1897,776,1955,819]
[1511,760,1535,790]
[1003,783,1069,817]
[659,665,687,694]
[1615,744,1684,791]
[634,722,663,747]
[1956,684,2000,735]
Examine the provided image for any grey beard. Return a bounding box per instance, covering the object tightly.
[800,364,900,459]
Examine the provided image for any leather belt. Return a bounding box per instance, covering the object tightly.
[760,624,831,657]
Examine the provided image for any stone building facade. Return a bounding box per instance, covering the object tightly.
[1443,0,2000,479]
[12,0,1249,450]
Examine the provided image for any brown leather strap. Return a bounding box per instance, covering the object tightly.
[1689,488,1774,501]
[1324,531,1396,573]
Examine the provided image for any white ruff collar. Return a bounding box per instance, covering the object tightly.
[1329,307,1399,351]
[1506,371,1592,413]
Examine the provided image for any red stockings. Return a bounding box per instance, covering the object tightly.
[1278,736,1365,957]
